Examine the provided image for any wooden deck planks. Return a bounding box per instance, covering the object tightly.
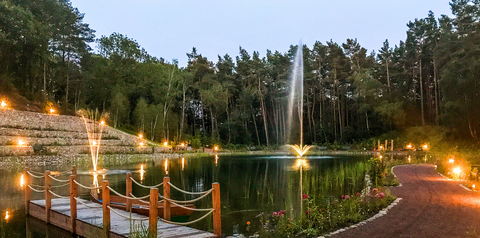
[30,198,215,238]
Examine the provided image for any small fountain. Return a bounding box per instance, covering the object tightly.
[286,42,313,157]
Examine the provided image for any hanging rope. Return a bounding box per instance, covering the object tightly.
[159,209,214,225]
[29,184,44,189]
[74,180,101,190]
[160,189,213,204]
[166,200,214,212]
[27,171,44,179]
[168,182,211,195]
[51,183,70,188]
[28,171,44,176]
[107,206,149,221]
[74,197,102,209]
[48,175,69,183]
[130,177,163,189]
[48,190,69,199]
[28,185,45,193]
[106,186,151,201]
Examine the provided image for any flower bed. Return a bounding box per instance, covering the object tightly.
[252,188,396,237]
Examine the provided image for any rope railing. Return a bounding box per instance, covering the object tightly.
[166,200,214,212]
[29,184,44,189]
[107,206,149,221]
[28,171,44,176]
[129,193,151,204]
[130,177,163,189]
[49,190,69,199]
[168,182,211,195]
[51,183,70,188]
[159,209,215,226]
[27,185,45,193]
[27,171,44,179]
[74,197,102,209]
[48,174,70,183]
[160,188,214,204]
[74,180,101,190]
[56,170,72,175]
[106,186,151,201]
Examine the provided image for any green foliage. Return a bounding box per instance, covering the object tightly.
[368,157,386,188]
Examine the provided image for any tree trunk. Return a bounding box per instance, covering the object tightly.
[433,59,439,126]
[260,95,269,146]
[252,113,261,147]
[179,81,186,141]
[420,59,425,126]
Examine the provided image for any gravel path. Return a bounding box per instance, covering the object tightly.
[331,164,480,238]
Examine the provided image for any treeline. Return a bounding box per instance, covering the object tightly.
[1,0,480,147]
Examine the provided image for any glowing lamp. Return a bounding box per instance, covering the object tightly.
[5,211,9,220]
[164,141,168,147]
[181,143,185,147]
[100,121,105,125]
[139,142,144,146]
[449,158,455,164]
[214,146,218,151]
[20,174,24,188]
[406,144,412,149]
[379,155,383,159]
[473,184,476,190]
[139,134,143,138]
[453,167,461,176]
[1,101,6,108]
[18,140,25,146]
[379,146,383,150]
[423,144,428,149]
[92,141,97,146]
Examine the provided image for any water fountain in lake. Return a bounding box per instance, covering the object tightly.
[286,42,313,157]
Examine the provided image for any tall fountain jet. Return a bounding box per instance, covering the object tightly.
[287,42,313,157]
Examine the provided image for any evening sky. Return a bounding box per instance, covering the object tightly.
[70,0,452,67]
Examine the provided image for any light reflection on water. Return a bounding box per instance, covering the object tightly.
[0,154,427,237]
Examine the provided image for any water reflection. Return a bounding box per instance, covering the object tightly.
[1,154,424,237]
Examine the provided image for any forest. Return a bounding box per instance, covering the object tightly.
[1,0,480,148]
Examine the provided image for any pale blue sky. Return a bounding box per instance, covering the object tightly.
[70,0,453,66]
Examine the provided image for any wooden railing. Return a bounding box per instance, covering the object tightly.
[24,167,222,237]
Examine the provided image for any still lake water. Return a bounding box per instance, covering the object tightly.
[0,153,423,237]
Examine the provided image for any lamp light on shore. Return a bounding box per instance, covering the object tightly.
[214,146,219,151]
[139,142,144,147]
[18,139,25,147]
[453,167,461,177]
[49,108,55,114]
[473,184,476,190]
[181,143,185,147]
[449,158,455,164]
[100,120,105,125]
[423,144,428,150]
[163,141,168,147]
[406,144,412,149]
[1,100,6,109]
[139,134,143,138]
[5,211,9,221]
[20,173,24,188]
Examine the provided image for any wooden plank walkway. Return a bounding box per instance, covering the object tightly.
[29,198,215,238]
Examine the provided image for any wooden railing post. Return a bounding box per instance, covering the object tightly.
[24,169,30,215]
[391,140,394,151]
[163,177,171,220]
[44,171,51,224]
[126,173,132,212]
[149,188,158,237]
[70,175,77,233]
[212,182,221,237]
[72,166,77,177]
[102,180,110,238]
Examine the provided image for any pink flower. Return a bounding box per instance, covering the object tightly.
[372,188,378,194]
[357,192,361,196]
[322,208,326,212]
[273,212,278,216]
[305,210,309,215]
[303,194,308,199]
[341,195,345,200]
[345,195,350,200]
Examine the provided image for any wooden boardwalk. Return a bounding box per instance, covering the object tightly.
[29,198,214,238]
